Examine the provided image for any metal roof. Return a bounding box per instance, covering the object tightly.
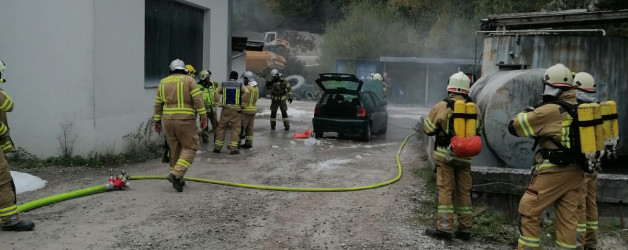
[379,56,474,65]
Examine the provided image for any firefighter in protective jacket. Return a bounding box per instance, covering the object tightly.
[267,69,292,130]
[573,72,600,250]
[240,71,259,149]
[508,63,584,250]
[214,71,249,154]
[154,59,208,192]
[0,60,35,231]
[423,72,482,241]
[198,70,220,143]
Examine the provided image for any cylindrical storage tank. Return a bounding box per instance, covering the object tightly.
[470,69,544,169]
[482,34,628,156]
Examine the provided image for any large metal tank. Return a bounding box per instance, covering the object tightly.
[482,34,628,155]
[470,69,544,169]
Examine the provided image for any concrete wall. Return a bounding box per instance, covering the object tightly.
[0,0,230,157]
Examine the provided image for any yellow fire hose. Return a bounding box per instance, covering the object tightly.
[18,134,416,212]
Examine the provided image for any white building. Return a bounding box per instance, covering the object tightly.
[0,0,233,157]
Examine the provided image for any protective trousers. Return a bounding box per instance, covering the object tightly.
[576,172,598,249]
[201,109,219,142]
[270,99,289,128]
[518,169,583,250]
[0,154,20,227]
[163,119,199,178]
[436,160,472,233]
[215,108,241,151]
[241,113,255,147]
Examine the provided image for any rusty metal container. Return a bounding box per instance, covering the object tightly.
[470,69,544,169]
[482,34,627,156]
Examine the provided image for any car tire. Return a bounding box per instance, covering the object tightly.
[361,123,371,141]
[379,119,388,134]
[314,130,322,139]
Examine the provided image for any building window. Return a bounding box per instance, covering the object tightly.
[145,0,204,87]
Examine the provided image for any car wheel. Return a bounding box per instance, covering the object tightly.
[379,119,388,134]
[314,130,322,139]
[361,123,371,141]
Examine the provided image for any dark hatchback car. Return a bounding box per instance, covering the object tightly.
[312,73,388,141]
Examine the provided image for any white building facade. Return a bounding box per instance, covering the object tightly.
[0,0,232,157]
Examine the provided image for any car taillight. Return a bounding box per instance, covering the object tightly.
[314,105,320,116]
[357,107,366,117]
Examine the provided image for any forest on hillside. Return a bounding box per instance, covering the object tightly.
[233,0,628,72]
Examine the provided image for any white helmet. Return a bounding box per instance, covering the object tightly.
[270,69,279,77]
[573,72,595,93]
[242,71,255,80]
[447,72,471,94]
[0,60,5,73]
[543,63,573,89]
[373,73,383,81]
[199,70,210,81]
[169,59,186,72]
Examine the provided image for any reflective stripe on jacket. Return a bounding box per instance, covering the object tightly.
[216,80,249,111]
[242,85,259,114]
[510,90,580,173]
[153,74,207,121]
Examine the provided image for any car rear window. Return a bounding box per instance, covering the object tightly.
[321,93,359,105]
[321,80,361,92]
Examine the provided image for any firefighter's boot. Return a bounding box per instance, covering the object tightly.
[1,220,35,231]
[167,173,184,192]
[455,231,471,241]
[425,228,452,240]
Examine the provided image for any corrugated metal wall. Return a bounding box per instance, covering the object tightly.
[482,35,627,155]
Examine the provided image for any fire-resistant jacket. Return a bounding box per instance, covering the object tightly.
[241,85,259,115]
[215,80,249,111]
[509,89,581,173]
[0,90,12,185]
[269,78,292,101]
[153,73,207,122]
[199,80,219,111]
[423,93,482,166]
[0,89,13,152]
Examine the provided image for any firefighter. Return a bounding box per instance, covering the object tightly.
[198,70,220,143]
[154,59,207,192]
[0,60,14,154]
[0,59,35,231]
[240,71,259,149]
[508,63,584,250]
[373,73,386,99]
[266,69,292,130]
[214,71,249,154]
[423,72,482,241]
[573,72,599,250]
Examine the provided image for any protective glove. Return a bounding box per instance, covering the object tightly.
[154,122,162,134]
[288,98,293,104]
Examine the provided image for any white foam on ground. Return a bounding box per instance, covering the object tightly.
[309,159,352,172]
[389,114,422,119]
[257,108,313,119]
[303,137,322,146]
[10,171,47,194]
[336,142,396,149]
[271,145,280,149]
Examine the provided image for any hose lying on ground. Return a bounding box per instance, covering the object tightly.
[17,133,416,213]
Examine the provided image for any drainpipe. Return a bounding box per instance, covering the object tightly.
[473,29,606,77]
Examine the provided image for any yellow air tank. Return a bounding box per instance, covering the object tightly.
[465,102,477,137]
[453,100,466,137]
[591,103,604,152]
[601,102,613,143]
[607,101,619,139]
[577,104,596,154]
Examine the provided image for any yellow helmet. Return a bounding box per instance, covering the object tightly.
[372,73,383,81]
[543,63,573,88]
[573,72,595,93]
[185,65,196,78]
[447,72,470,94]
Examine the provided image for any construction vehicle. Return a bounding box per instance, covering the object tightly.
[246,32,290,76]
